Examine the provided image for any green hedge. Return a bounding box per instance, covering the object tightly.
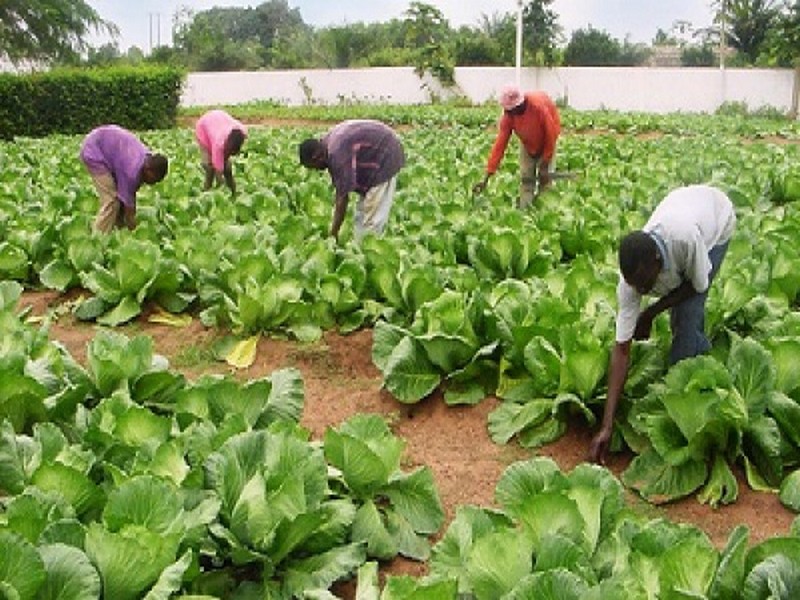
[0,66,185,140]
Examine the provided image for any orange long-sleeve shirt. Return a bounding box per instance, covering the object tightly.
[485,91,561,175]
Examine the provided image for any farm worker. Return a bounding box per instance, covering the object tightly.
[194,109,248,195]
[298,119,405,241]
[588,184,737,465]
[79,125,168,233]
[472,84,561,209]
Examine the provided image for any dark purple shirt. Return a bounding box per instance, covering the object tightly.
[323,120,405,197]
[79,125,148,207]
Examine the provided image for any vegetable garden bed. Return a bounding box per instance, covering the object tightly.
[3,105,800,597]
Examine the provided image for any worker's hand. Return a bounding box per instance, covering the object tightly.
[472,174,489,195]
[633,309,654,340]
[588,427,612,465]
[123,205,136,230]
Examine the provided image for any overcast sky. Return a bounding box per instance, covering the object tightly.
[87,1,716,52]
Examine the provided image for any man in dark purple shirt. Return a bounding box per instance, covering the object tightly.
[80,125,168,232]
[299,120,405,241]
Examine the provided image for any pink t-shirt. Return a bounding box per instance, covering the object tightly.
[194,110,248,172]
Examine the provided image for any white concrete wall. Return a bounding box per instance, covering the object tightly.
[181,66,797,115]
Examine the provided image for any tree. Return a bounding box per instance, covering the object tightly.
[269,27,316,69]
[762,0,800,67]
[85,43,122,67]
[761,0,800,117]
[619,39,651,66]
[171,0,308,69]
[316,23,399,68]
[653,28,677,45]
[563,27,622,66]
[146,45,182,67]
[681,44,717,66]
[474,12,518,64]
[251,0,306,49]
[0,0,116,64]
[522,0,562,66]
[172,7,264,70]
[404,2,455,85]
[714,0,781,63]
[453,25,503,66]
[359,20,412,67]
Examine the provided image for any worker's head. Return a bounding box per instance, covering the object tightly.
[141,153,168,185]
[225,128,246,157]
[499,84,526,115]
[298,138,327,169]
[619,231,662,294]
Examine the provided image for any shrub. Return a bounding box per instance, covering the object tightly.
[0,66,185,140]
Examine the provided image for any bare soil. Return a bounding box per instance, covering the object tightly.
[19,290,797,593]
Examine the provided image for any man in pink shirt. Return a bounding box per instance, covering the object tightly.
[79,125,168,233]
[194,109,248,195]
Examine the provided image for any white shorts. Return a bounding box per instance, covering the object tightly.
[354,176,397,240]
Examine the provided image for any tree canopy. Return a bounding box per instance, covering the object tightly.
[762,0,800,67]
[14,0,797,73]
[716,0,782,62]
[0,0,116,64]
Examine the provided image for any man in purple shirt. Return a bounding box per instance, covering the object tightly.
[299,120,405,241]
[79,125,168,233]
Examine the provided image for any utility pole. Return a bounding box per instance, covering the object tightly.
[515,0,524,85]
[149,12,161,52]
[719,0,726,69]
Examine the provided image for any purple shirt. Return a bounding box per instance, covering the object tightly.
[80,125,148,207]
[323,120,405,197]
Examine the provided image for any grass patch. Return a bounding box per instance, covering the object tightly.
[289,343,339,374]
[171,343,217,369]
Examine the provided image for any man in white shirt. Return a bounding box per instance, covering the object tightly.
[588,185,737,464]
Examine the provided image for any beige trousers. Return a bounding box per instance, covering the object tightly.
[90,171,124,233]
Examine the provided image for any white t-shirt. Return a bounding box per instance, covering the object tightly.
[615,185,737,343]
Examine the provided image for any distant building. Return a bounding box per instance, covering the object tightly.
[647,46,682,67]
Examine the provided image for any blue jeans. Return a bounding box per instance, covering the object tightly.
[669,242,729,364]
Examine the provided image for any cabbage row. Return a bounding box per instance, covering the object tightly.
[7,279,800,598]
[0,281,442,597]
[1,111,800,512]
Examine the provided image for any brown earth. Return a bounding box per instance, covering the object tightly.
[19,290,797,593]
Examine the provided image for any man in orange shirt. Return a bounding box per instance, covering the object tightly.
[473,84,561,209]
